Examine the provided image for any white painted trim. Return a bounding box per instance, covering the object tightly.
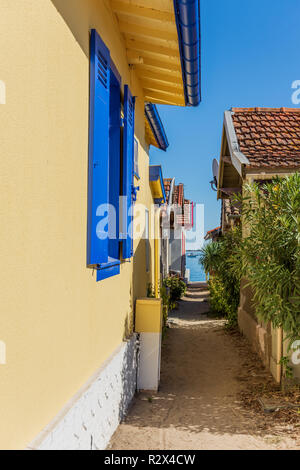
[224,110,250,176]
[27,335,138,450]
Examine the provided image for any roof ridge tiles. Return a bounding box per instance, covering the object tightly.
[230,107,300,169]
[231,107,300,113]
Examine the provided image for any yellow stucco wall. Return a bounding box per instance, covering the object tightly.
[0,0,155,449]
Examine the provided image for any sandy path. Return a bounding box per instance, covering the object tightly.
[109,286,298,450]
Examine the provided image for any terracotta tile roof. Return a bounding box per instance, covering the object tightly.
[163,180,186,207]
[231,108,300,168]
[163,178,172,191]
[173,184,184,206]
[206,226,221,234]
[163,178,172,204]
[204,226,221,241]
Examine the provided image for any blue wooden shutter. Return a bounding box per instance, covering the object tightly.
[96,66,121,282]
[87,29,110,267]
[122,85,136,260]
[108,68,121,263]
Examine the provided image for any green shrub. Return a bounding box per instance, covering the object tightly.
[199,228,242,328]
[200,173,300,341]
[147,283,155,298]
[159,283,171,339]
[208,276,239,329]
[147,276,186,338]
[163,275,187,302]
[237,174,300,346]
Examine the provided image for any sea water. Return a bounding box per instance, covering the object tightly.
[186,252,207,282]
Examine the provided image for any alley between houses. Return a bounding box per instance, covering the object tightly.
[109,285,300,451]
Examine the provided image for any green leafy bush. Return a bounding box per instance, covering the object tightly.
[147,277,186,338]
[160,283,171,339]
[199,228,242,328]
[163,275,187,302]
[147,284,155,299]
[200,174,300,342]
[237,174,300,346]
[208,276,239,329]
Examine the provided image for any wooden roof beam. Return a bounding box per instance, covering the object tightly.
[127,52,181,72]
[126,39,179,58]
[136,70,182,85]
[119,21,177,41]
[144,90,185,106]
[146,97,182,106]
[111,1,174,23]
[142,79,183,96]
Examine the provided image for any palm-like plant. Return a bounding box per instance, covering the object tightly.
[199,240,223,276]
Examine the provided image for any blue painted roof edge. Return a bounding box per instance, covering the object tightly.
[149,165,167,204]
[173,0,201,107]
[145,103,169,152]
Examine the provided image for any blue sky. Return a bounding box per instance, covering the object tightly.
[150,0,300,242]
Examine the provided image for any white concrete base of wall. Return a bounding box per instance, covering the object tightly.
[27,335,138,450]
[137,332,161,392]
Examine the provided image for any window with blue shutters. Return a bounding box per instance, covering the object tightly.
[87,29,110,268]
[87,30,136,281]
[96,64,122,282]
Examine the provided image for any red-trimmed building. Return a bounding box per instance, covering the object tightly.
[161,179,194,279]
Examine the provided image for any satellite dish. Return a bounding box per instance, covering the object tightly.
[209,159,219,192]
[212,159,219,183]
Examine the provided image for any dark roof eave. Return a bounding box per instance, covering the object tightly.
[145,103,169,151]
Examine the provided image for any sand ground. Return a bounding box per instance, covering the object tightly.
[109,285,299,450]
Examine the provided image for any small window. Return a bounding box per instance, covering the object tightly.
[134,138,139,179]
